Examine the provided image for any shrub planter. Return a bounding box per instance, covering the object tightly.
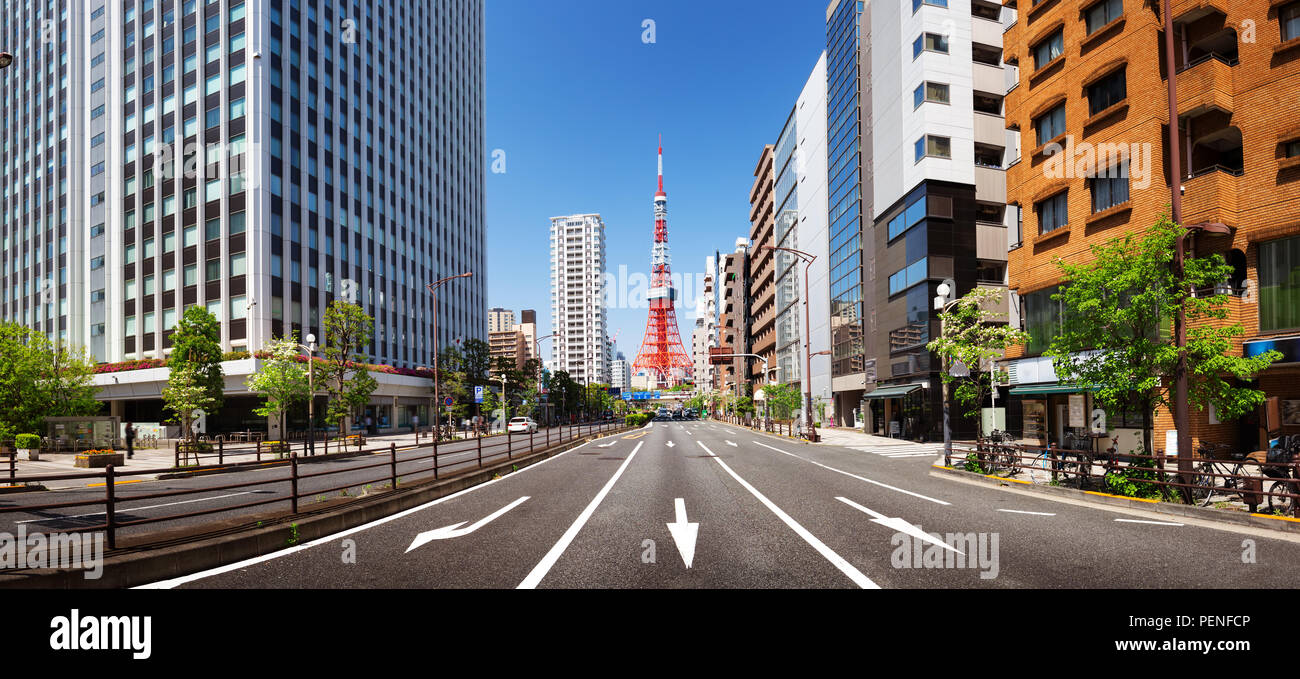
[15,434,40,461]
[75,451,124,468]
[262,441,290,459]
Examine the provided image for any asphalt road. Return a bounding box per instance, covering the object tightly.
[131,420,1300,589]
[0,423,612,542]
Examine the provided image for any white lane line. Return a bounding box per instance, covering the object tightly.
[136,429,628,589]
[749,441,950,506]
[697,441,879,589]
[1114,518,1184,526]
[517,441,644,589]
[17,492,257,523]
[997,509,1057,517]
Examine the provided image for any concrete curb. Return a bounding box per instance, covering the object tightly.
[711,420,811,445]
[0,427,633,589]
[0,484,47,494]
[929,464,1300,536]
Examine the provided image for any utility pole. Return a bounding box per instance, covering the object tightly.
[1163,0,1192,489]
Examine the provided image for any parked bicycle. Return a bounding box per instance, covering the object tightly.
[981,429,1019,474]
[1261,435,1299,515]
[1189,441,1247,507]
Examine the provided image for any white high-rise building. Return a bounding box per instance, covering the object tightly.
[549,213,608,385]
[610,352,631,392]
[2,0,485,367]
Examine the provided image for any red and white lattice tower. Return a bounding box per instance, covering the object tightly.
[633,138,693,388]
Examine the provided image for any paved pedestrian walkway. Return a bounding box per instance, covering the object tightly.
[815,427,946,459]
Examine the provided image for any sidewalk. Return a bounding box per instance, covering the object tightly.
[815,427,946,459]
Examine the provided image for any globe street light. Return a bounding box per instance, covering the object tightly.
[297,333,318,455]
[934,282,958,467]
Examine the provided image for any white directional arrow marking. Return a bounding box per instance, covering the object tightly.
[835,496,961,555]
[598,442,616,448]
[666,440,675,448]
[666,498,699,568]
[406,496,530,553]
[725,440,738,447]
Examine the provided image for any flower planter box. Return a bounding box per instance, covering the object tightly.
[18,448,39,462]
[75,453,124,468]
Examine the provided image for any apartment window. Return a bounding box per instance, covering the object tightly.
[91,324,106,338]
[1085,0,1123,34]
[1024,286,1063,355]
[90,223,105,238]
[914,135,952,162]
[1260,235,1300,332]
[1089,162,1130,212]
[1087,69,1126,115]
[913,33,950,59]
[1034,104,1066,146]
[1036,192,1069,234]
[913,0,948,10]
[1287,141,1300,158]
[913,81,950,108]
[91,256,105,270]
[1032,29,1064,70]
[90,289,106,304]
[1283,3,1300,41]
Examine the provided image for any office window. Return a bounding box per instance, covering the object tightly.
[125,316,137,336]
[889,258,929,296]
[163,269,177,292]
[1035,104,1066,146]
[125,244,137,265]
[913,0,948,10]
[1085,0,1123,34]
[1036,192,1069,234]
[91,289,106,304]
[1087,69,1126,115]
[229,212,246,234]
[90,223,105,238]
[90,132,105,147]
[144,275,156,295]
[91,256,105,270]
[230,296,248,320]
[206,300,223,322]
[163,231,176,253]
[914,135,952,162]
[125,279,137,300]
[1260,235,1300,331]
[163,309,177,331]
[184,264,198,287]
[206,259,221,281]
[1090,162,1130,212]
[1033,29,1064,69]
[144,312,156,334]
[231,253,247,277]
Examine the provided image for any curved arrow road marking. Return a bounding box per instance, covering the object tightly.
[406,496,530,553]
[836,497,961,554]
[666,498,698,568]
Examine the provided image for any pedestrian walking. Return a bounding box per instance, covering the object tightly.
[125,422,136,460]
[412,414,420,437]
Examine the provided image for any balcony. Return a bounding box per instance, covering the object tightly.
[975,165,1007,203]
[1182,166,1240,228]
[1176,53,1235,119]
[972,14,1005,49]
[973,112,1007,148]
[972,62,1006,97]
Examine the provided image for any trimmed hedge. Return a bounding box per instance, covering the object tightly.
[624,413,650,428]
[15,434,41,449]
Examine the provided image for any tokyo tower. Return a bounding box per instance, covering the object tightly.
[632,138,693,388]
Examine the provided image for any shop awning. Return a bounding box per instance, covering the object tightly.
[1009,384,1096,396]
[861,384,925,400]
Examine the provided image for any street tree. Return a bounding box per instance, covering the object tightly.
[0,322,101,437]
[321,301,378,435]
[162,363,219,443]
[168,306,225,418]
[926,287,1029,421]
[1045,216,1282,454]
[245,334,310,438]
[762,382,802,421]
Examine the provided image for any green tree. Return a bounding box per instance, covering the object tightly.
[0,323,101,436]
[927,287,1029,422]
[162,363,219,443]
[245,334,310,438]
[168,306,225,418]
[461,338,492,386]
[762,382,802,420]
[1045,216,1282,453]
[436,346,470,423]
[320,301,378,434]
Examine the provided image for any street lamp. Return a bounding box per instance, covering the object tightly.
[426,272,473,440]
[934,283,959,467]
[761,245,819,442]
[535,333,557,426]
[297,333,318,455]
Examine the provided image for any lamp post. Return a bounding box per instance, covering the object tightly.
[761,246,819,441]
[934,283,959,467]
[535,333,556,426]
[426,272,473,441]
[297,333,318,455]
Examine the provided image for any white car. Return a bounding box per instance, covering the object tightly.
[507,417,538,434]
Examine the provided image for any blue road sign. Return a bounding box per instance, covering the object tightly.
[444,397,454,407]
[474,386,484,403]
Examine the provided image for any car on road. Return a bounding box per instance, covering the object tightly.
[507,417,538,434]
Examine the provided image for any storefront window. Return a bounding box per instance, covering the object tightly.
[1260,235,1300,332]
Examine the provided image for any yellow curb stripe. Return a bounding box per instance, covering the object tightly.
[1251,513,1300,523]
[86,479,144,488]
[989,475,1031,484]
[1083,490,1159,503]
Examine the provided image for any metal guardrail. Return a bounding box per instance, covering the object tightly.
[948,440,1299,516]
[0,420,629,551]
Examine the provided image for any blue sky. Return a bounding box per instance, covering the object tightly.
[484,0,827,362]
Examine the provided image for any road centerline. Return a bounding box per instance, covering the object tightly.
[696,441,880,589]
[517,441,645,589]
